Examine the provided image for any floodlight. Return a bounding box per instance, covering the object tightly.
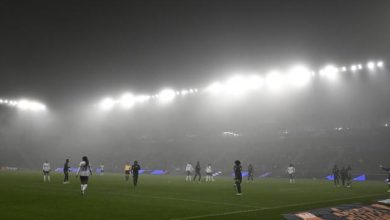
[320,65,339,80]
[224,75,247,96]
[17,99,47,112]
[189,89,194,94]
[119,93,135,109]
[246,75,264,90]
[357,64,362,70]
[134,95,151,103]
[287,65,311,87]
[350,65,357,71]
[99,97,115,111]
[206,82,224,94]
[158,89,176,103]
[377,61,384,68]
[367,61,375,69]
[265,70,285,91]
[366,61,375,70]
[341,66,347,72]
[181,90,189,96]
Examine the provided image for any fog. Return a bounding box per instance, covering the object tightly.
[1,69,389,179]
[1,0,390,179]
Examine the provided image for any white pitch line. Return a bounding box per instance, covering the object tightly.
[170,193,386,220]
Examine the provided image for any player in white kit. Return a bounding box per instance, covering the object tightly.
[205,164,214,182]
[76,156,92,195]
[42,160,51,182]
[185,163,193,182]
[286,164,296,184]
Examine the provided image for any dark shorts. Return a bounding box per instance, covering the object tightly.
[289,174,294,179]
[80,176,89,184]
[125,170,130,175]
[207,172,212,176]
[43,171,50,175]
[186,171,191,175]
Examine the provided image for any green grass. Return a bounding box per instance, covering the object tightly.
[0,171,388,220]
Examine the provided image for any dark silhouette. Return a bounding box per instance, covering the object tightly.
[234,160,242,195]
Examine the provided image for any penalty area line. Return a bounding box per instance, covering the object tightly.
[170,193,386,220]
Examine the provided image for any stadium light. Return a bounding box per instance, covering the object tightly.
[287,65,311,88]
[119,93,135,109]
[99,97,115,111]
[224,75,248,96]
[158,89,176,103]
[95,58,385,111]
[320,65,339,81]
[0,98,47,112]
[265,70,285,91]
[367,61,376,70]
[246,75,264,90]
[134,95,151,103]
[181,90,189,96]
[206,81,224,94]
[17,99,47,112]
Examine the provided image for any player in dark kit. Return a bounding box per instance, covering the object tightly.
[346,165,352,188]
[379,165,390,192]
[247,164,254,183]
[63,158,70,184]
[193,161,201,182]
[332,165,340,187]
[340,166,346,187]
[131,161,141,187]
[234,160,242,195]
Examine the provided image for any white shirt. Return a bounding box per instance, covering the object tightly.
[43,162,50,172]
[77,161,92,177]
[186,164,193,172]
[206,165,212,173]
[287,166,295,174]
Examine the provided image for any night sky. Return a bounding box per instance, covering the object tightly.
[1,0,390,107]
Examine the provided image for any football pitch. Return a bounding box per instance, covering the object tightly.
[0,171,387,220]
